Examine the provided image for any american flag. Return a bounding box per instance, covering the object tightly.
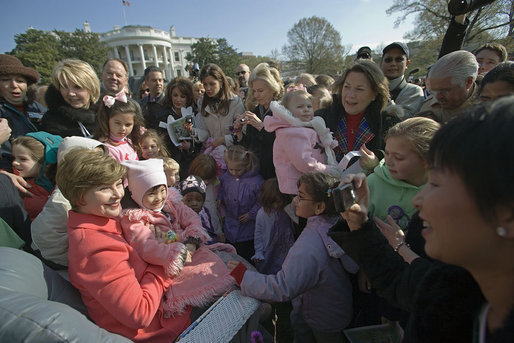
[122,0,131,6]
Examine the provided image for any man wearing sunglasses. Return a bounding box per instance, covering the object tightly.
[236,64,251,88]
[380,42,424,117]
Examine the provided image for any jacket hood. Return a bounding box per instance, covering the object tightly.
[25,132,63,192]
[373,159,424,190]
[45,84,96,125]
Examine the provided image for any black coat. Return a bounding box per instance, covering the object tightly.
[41,84,97,138]
[237,105,276,180]
[329,220,514,343]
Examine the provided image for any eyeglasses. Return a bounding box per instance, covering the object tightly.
[144,88,150,92]
[236,71,247,75]
[294,195,315,202]
[383,57,406,63]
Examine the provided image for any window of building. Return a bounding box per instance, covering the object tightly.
[176,69,182,77]
[174,52,180,62]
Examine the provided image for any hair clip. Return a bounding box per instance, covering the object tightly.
[326,188,332,198]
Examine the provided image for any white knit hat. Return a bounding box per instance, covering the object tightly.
[122,159,167,210]
[57,136,106,163]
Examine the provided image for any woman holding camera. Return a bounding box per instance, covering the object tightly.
[233,62,284,180]
[330,97,514,342]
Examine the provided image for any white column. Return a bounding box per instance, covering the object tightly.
[124,45,134,77]
[169,47,175,78]
[113,47,120,59]
[138,44,146,71]
[152,44,159,67]
[162,46,170,80]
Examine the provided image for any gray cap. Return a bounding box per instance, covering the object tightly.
[383,42,410,59]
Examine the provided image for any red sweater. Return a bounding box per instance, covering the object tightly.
[67,211,191,342]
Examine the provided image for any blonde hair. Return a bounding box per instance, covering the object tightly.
[224,145,258,173]
[246,63,284,109]
[161,156,179,172]
[140,129,169,158]
[189,154,217,181]
[12,136,45,167]
[386,117,441,161]
[295,73,316,87]
[281,90,312,111]
[51,59,100,104]
[56,148,126,208]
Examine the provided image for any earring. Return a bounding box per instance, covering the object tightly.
[496,226,508,238]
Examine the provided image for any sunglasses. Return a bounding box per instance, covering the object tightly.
[236,71,247,76]
[383,57,406,63]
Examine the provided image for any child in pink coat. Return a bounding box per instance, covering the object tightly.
[263,90,341,195]
[120,159,234,317]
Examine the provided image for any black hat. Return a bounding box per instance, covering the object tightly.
[383,42,410,59]
[0,54,40,84]
[356,46,372,59]
[180,175,207,200]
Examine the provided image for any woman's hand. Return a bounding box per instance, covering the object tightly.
[374,215,405,249]
[182,119,194,134]
[339,173,369,231]
[0,170,33,197]
[242,111,264,131]
[211,137,225,148]
[179,140,191,151]
[359,144,379,171]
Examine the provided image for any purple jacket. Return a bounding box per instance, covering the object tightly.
[217,168,264,243]
[240,215,359,332]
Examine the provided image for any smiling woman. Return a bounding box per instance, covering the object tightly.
[41,59,100,138]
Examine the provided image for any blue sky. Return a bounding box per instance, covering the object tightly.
[1,0,415,57]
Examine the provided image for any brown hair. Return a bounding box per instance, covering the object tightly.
[297,172,340,216]
[260,178,289,213]
[199,63,232,116]
[11,136,45,167]
[188,154,217,181]
[475,42,508,63]
[139,129,169,158]
[56,148,126,208]
[94,98,145,152]
[161,76,195,110]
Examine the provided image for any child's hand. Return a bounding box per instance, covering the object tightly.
[339,173,369,231]
[185,243,196,263]
[374,215,405,249]
[238,213,250,223]
[359,144,379,171]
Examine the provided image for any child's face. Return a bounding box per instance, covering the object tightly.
[171,87,188,111]
[11,144,40,178]
[182,191,205,214]
[289,96,314,122]
[385,136,428,187]
[294,182,321,218]
[226,160,246,179]
[109,112,134,140]
[193,85,204,101]
[140,137,160,159]
[165,168,180,187]
[77,179,124,218]
[142,184,167,210]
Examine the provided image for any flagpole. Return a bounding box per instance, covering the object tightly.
[122,5,127,26]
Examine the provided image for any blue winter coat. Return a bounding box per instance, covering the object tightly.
[217,168,263,243]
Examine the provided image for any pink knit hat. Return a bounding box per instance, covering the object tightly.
[122,159,167,210]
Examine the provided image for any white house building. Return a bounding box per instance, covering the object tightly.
[98,24,198,80]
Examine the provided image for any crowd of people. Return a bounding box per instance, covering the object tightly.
[1,9,514,343]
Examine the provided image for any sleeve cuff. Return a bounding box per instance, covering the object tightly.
[230,262,247,286]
